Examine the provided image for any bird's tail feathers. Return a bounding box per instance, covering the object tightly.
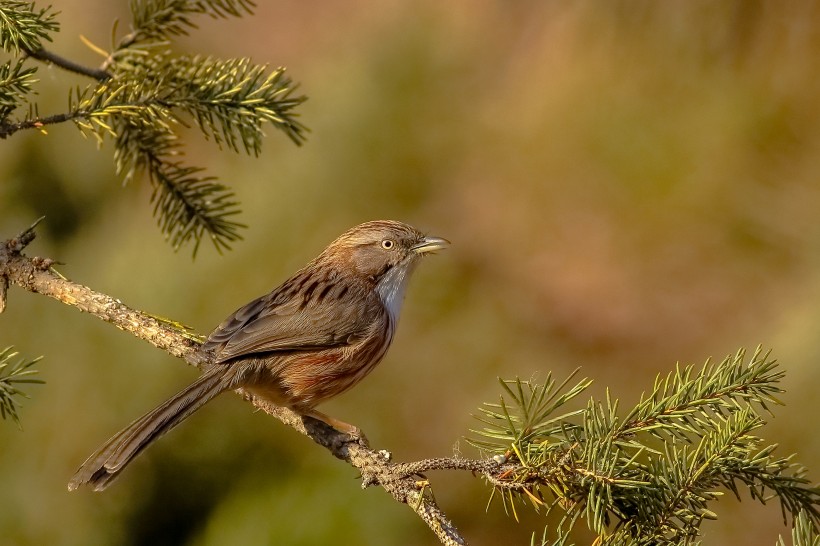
[68,366,231,491]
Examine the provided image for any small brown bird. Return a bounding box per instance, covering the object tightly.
[68,220,448,491]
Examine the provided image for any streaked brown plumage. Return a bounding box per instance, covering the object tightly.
[68,220,448,491]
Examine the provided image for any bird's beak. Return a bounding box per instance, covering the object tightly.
[411,235,450,254]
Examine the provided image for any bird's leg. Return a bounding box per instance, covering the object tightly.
[302,409,368,443]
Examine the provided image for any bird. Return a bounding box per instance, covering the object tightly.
[68,220,448,491]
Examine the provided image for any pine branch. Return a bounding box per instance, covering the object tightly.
[126,0,256,44]
[470,351,819,544]
[0,1,59,54]
[0,1,307,253]
[113,121,245,253]
[0,110,91,138]
[468,371,591,453]
[641,409,765,541]
[615,349,785,442]
[725,445,820,528]
[0,346,44,426]
[58,49,305,252]
[25,47,111,80]
[0,59,37,122]
[2,78,167,139]
[108,51,308,151]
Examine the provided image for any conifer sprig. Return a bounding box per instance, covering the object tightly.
[128,0,255,44]
[0,0,306,253]
[0,59,37,121]
[0,1,58,54]
[0,346,43,426]
[471,349,819,544]
[102,51,307,151]
[112,120,244,253]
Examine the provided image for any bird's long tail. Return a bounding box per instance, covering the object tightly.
[68,366,231,491]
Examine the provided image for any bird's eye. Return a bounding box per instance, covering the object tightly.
[381,239,395,250]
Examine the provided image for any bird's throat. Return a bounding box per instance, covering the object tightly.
[375,260,419,325]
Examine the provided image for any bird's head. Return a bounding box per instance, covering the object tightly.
[322,220,448,280]
[319,220,449,319]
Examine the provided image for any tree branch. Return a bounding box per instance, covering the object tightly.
[25,47,110,81]
[0,220,495,546]
[0,110,95,139]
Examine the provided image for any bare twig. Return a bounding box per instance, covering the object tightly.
[0,273,7,314]
[25,47,111,81]
[0,221,484,545]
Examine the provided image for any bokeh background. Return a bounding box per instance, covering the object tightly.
[1,1,819,544]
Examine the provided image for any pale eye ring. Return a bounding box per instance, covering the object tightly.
[381,239,395,250]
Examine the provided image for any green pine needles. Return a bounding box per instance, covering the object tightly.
[0,346,43,426]
[0,0,306,254]
[470,348,819,545]
[0,1,58,54]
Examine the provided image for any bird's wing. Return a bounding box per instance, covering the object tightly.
[203,279,383,362]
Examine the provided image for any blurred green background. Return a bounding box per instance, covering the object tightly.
[1,1,819,544]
